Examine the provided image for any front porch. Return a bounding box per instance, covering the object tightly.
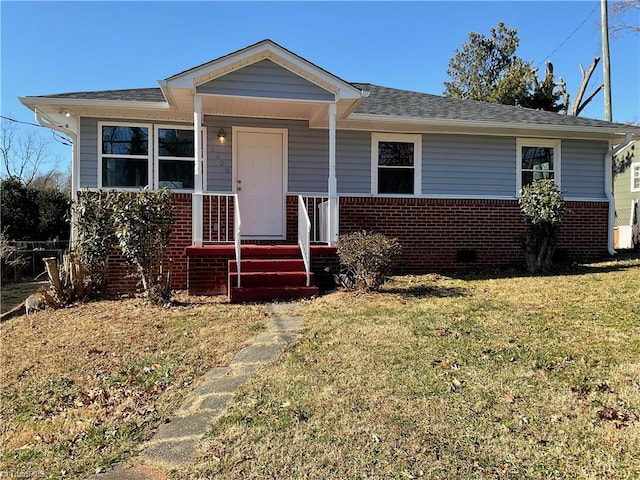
[187,194,338,302]
[186,243,337,302]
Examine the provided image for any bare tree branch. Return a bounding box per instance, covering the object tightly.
[1,120,58,186]
[609,0,640,36]
[570,57,602,116]
[574,83,605,116]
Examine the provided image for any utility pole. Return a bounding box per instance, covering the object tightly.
[601,0,613,121]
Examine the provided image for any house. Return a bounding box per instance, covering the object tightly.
[613,140,639,249]
[19,40,639,301]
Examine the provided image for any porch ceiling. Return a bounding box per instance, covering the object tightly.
[168,87,353,126]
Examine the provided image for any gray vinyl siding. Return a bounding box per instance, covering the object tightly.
[196,60,335,101]
[79,117,99,187]
[288,125,328,193]
[336,131,371,194]
[79,115,608,200]
[422,135,516,196]
[561,140,607,199]
[203,116,329,193]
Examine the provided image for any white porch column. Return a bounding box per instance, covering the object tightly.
[192,95,204,246]
[327,102,339,245]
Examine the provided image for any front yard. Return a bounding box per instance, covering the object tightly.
[0,294,269,478]
[1,254,639,479]
[183,255,640,479]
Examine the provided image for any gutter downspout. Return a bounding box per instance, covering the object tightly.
[34,109,79,245]
[605,146,616,256]
[606,133,635,256]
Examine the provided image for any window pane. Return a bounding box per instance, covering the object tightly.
[102,158,148,187]
[521,146,554,171]
[522,171,554,188]
[378,168,414,194]
[159,160,194,189]
[102,126,148,155]
[378,141,414,167]
[158,129,194,157]
[634,166,640,190]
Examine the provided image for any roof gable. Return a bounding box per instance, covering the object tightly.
[163,39,362,101]
[196,59,335,101]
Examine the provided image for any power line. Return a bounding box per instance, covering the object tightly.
[536,4,600,67]
[0,114,43,128]
[1,115,73,146]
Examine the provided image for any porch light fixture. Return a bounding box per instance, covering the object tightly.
[217,128,226,144]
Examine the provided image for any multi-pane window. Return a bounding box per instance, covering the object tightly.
[100,124,151,188]
[372,134,421,195]
[99,124,201,190]
[632,163,640,192]
[517,139,561,191]
[157,127,195,189]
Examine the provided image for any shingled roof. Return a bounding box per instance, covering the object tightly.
[36,88,166,103]
[29,83,635,132]
[351,83,632,130]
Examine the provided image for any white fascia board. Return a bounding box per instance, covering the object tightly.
[346,113,635,139]
[19,96,170,112]
[158,80,179,109]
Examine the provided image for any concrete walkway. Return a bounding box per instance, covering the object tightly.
[90,303,304,480]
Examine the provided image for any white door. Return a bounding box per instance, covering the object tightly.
[234,128,287,238]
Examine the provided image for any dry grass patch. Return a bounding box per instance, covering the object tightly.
[0,293,269,479]
[181,257,640,479]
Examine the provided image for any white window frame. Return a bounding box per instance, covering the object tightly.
[516,138,561,194]
[631,162,640,193]
[154,124,206,192]
[98,122,153,190]
[371,133,422,196]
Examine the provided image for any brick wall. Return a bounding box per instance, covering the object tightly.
[335,197,609,272]
[187,255,230,295]
[106,193,192,294]
[105,194,609,295]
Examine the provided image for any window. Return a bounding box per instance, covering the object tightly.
[632,163,640,192]
[372,133,422,195]
[517,139,561,192]
[156,126,196,190]
[99,123,151,188]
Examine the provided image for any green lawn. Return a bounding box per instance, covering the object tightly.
[180,255,640,479]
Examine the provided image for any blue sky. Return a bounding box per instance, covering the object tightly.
[1,1,638,170]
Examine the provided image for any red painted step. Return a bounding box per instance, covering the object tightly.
[229,271,313,288]
[229,286,319,303]
[229,259,305,273]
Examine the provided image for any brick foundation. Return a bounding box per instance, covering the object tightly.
[104,194,610,295]
[105,193,192,294]
[336,197,609,272]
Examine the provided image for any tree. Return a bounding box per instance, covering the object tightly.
[0,177,40,240]
[609,0,639,36]
[444,22,535,105]
[443,23,605,117]
[520,62,565,113]
[0,176,70,242]
[0,120,59,187]
[37,188,71,241]
[519,179,565,274]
